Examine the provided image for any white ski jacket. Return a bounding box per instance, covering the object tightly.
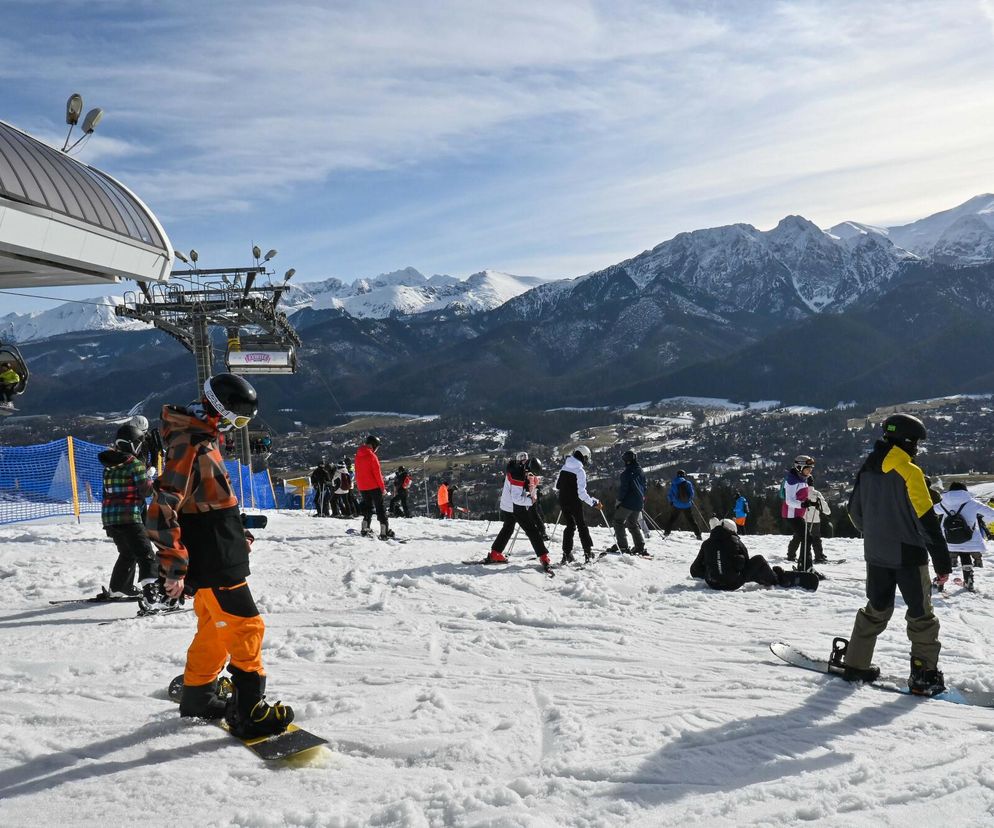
[933,489,994,553]
[803,489,831,525]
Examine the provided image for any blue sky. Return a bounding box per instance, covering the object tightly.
[2,0,994,313]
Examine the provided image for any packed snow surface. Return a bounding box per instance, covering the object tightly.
[1,514,993,826]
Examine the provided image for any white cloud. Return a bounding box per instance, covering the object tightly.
[2,0,993,284]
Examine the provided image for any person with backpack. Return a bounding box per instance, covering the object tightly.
[803,478,832,565]
[613,450,647,555]
[781,455,816,568]
[933,482,994,592]
[333,461,356,517]
[663,469,701,540]
[389,466,413,517]
[555,445,603,564]
[690,518,818,591]
[838,413,951,696]
[731,491,749,534]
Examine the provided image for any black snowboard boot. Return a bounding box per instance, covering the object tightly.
[773,566,819,591]
[842,664,881,683]
[226,666,294,738]
[179,679,229,719]
[908,657,945,696]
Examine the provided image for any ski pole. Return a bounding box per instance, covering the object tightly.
[507,525,521,556]
[550,510,562,541]
[692,501,707,533]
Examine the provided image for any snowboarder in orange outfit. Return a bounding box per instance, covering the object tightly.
[146,373,293,737]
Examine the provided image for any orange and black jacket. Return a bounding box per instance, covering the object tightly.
[146,405,248,585]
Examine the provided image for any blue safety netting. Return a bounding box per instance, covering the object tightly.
[0,437,278,525]
[0,438,104,524]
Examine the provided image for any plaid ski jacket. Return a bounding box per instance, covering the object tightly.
[146,405,239,579]
[99,449,153,527]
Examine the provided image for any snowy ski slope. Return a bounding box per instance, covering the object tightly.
[1,513,992,826]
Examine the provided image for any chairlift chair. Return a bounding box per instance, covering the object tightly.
[224,335,297,375]
[0,342,28,415]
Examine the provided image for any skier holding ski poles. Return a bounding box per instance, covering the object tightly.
[612,449,647,555]
[556,445,602,564]
[483,451,553,574]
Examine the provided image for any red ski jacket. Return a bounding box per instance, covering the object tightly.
[354,444,385,492]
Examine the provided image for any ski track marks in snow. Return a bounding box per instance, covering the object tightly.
[2,518,994,825]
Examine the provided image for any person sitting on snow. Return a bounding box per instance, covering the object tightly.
[690,518,818,591]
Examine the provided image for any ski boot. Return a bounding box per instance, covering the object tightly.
[560,551,575,566]
[360,518,373,538]
[583,548,594,564]
[931,574,948,593]
[964,569,975,592]
[908,657,945,696]
[226,667,294,738]
[379,523,395,540]
[538,554,554,576]
[484,551,508,564]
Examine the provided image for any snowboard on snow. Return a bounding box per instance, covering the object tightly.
[770,640,994,707]
[345,528,408,543]
[167,675,327,761]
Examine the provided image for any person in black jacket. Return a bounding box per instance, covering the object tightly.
[310,461,331,517]
[613,449,647,554]
[690,519,818,591]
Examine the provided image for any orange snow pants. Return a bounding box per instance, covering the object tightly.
[183,582,266,686]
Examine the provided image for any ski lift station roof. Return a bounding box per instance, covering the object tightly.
[0,119,173,289]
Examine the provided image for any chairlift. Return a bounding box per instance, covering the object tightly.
[0,342,28,415]
[225,334,297,375]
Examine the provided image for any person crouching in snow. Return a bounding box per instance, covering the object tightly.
[484,452,553,574]
[690,518,818,591]
[146,372,293,737]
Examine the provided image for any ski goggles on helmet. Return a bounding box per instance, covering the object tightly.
[203,384,254,431]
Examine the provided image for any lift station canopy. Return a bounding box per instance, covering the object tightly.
[0,119,173,289]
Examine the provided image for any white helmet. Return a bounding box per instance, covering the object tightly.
[130,415,150,433]
[794,454,815,469]
[573,445,592,465]
[515,451,529,462]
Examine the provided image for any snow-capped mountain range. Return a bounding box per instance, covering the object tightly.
[2,194,993,343]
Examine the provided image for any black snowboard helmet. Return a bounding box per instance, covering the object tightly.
[114,423,145,455]
[397,466,406,475]
[528,457,544,475]
[203,373,257,431]
[677,469,687,477]
[882,413,926,454]
[622,449,637,465]
[365,434,381,449]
